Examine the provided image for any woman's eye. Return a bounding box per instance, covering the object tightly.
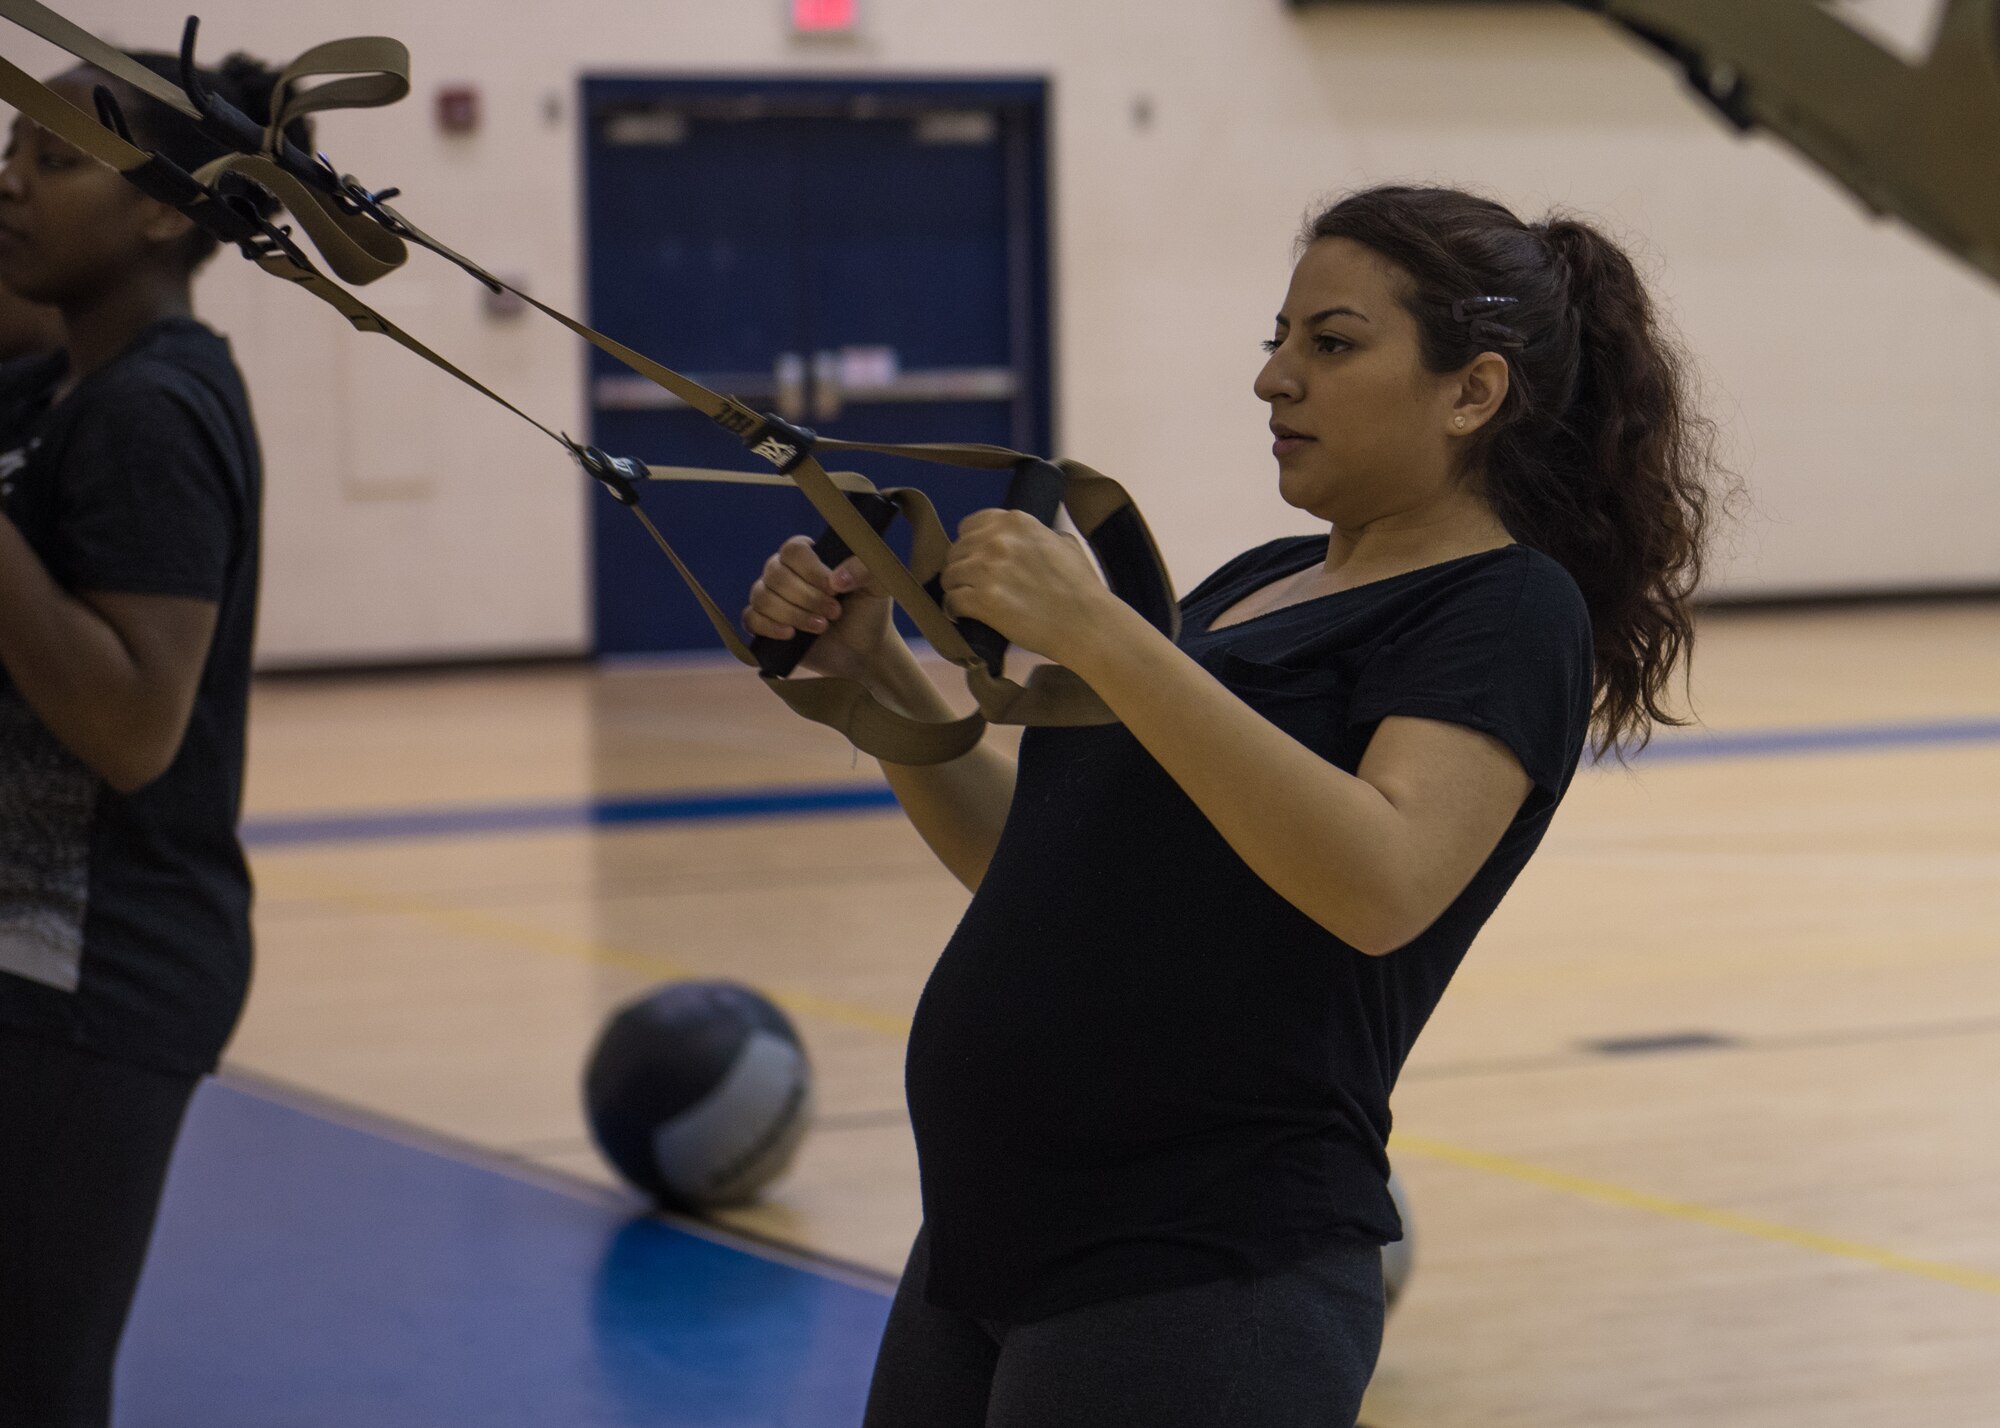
[1314,334,1352,355]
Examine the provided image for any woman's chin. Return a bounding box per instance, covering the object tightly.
[1275,465,1331,514]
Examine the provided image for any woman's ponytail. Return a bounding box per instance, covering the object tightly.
[1307,187,1727,757]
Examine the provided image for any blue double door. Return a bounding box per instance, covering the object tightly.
[583,78,1052,654]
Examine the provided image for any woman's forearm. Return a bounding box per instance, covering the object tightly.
[0,513,207,792]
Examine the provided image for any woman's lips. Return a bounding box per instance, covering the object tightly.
[1271,424,1313,457]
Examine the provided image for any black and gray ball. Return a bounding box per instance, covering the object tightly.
[584,980,813,1211]
[1383,1166,1416,1313]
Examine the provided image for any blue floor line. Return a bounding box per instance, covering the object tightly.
[243,784,902,846]
[1614,715,2000,763]
[118,1079,890,1428]
[241,715,2000,849]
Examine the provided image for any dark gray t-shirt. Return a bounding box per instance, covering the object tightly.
[905,537,1594,1322]
[0,317,261,1076]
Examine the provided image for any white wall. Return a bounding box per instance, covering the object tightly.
[26,0,2000,664]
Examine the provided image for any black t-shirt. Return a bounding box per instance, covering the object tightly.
[0,317,262,1076]
[904,537,1594,1322]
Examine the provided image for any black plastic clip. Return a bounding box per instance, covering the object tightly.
[564,439,644,506]
[243,213,315,270]
[179,16,343,200]
[1451,295,1528,351]
[92,84,134,143]
[177,18,267,159]
[743,413,817,475]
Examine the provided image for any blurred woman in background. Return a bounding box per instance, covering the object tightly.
[0,52,304,1428]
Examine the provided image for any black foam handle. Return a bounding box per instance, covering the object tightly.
[959,459,1068,678]
[751,492,901,678]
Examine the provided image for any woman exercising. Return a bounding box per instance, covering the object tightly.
[746,184,1718,1427]
[0,52,303,1428]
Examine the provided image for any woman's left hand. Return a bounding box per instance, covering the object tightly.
[937,509,1117,668]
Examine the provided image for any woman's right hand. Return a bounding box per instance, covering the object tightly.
[743,536,902,680]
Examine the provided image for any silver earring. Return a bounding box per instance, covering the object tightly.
[1453,415,1467,429]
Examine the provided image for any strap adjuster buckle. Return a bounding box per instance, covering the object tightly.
[744,413,817,475]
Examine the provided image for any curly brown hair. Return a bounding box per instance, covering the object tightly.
[1306,185,1725,757]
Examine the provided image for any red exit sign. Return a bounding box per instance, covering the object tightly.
[792,0,858,33]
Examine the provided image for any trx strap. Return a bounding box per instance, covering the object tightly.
[1570,0,2000,286]
[0,6,1181,765]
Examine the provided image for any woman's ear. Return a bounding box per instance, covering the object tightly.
[1449,351,1512,437]
[138,199,197,250]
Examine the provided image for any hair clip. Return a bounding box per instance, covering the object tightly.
[1451,295,1528,350]
[1452,295,1519,321]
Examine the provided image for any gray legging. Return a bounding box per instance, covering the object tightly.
[862,1228,1385,1428]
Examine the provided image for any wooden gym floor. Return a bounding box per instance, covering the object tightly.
[225,602,2000,1428]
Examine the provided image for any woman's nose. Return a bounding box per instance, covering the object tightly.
[1254,347,1301,404]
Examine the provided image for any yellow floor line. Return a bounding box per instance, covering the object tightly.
[256,865,2000,1299]
[1392,1133,2000,1297]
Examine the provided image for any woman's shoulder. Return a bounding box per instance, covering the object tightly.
[92,319,238,397]
[71,321,248,445]
[1496,544,1590,628]
[1415,544,1588,627]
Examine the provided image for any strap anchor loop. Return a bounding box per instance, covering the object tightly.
[563,438,644,507]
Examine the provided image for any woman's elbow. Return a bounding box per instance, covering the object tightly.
[1336,923,1414,959]
[96,744,177,794]
[1310,893,1439,958]
[88,713,189,794]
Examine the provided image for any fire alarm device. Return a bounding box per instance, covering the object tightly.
[437,85,480,134]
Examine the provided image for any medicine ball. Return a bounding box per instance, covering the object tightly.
[583,980,813,1211]
[1383,1166,1416,1313]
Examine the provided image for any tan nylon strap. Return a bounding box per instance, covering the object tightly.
[0,10,415,292]
[469,263,1162,711]
[518,294,770,435]
[639,464,879,494]
[0,48,151,171]
[0,9,1138,757]
[266,37,411,143]
[763,665,987,765]
[246,249,566,447]
[623,480,987,765]
[368,197,519,292]
[814,437,1030,468]
[488,280,1011,721]
[618,464,940,665]
[194,153,408,286]
[806,440,1179,642]
[781,450,982,664]
[0,0,199,117]
[251,248,1007,758]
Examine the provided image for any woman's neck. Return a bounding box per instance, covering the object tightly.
[54,275,192,401]
[1321,492,1515,591]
